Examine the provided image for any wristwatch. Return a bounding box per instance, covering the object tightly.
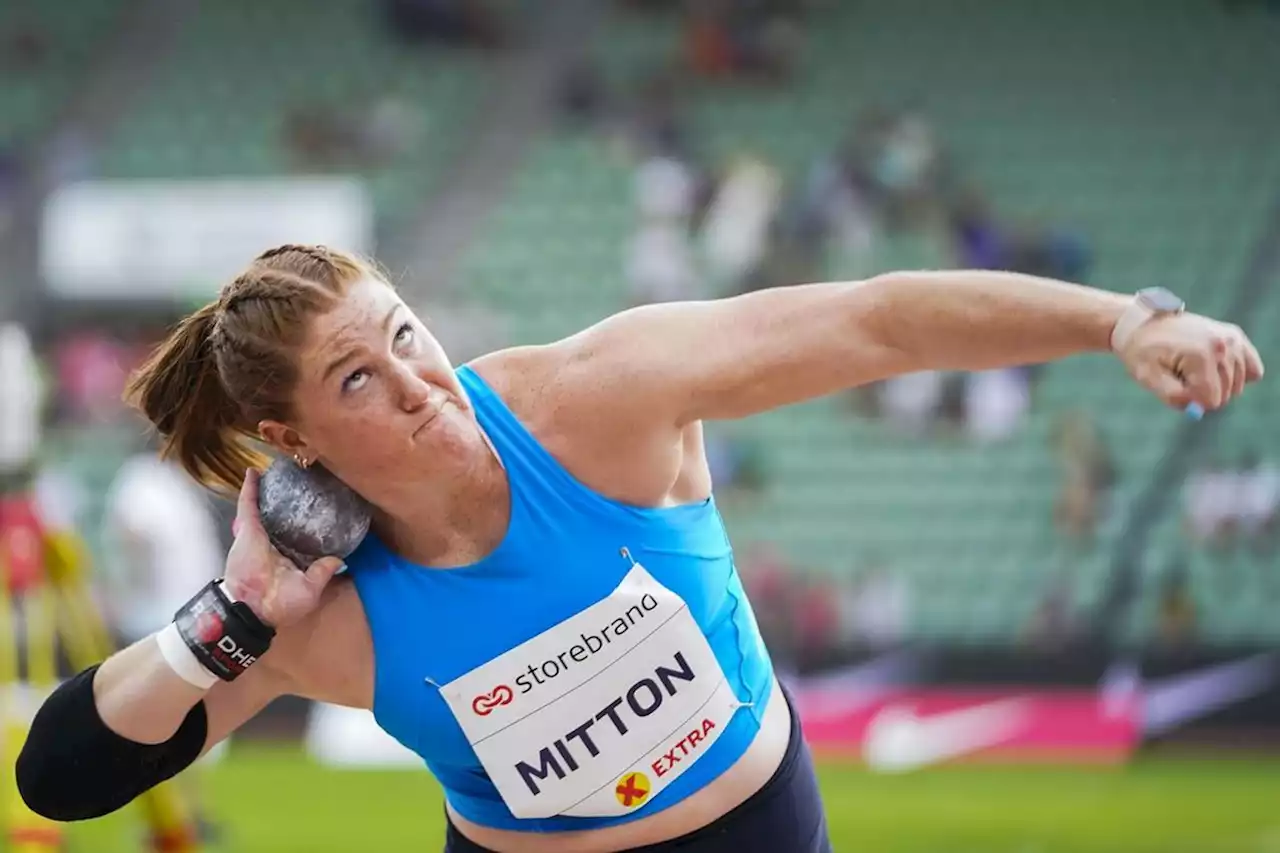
[1109,287,1185,352]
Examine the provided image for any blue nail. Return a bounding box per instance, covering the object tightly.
[1185,403,1205,421]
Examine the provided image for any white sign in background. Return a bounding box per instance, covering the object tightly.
[40,177,374,300]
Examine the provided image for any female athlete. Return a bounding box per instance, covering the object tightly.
[17,245,1263,852]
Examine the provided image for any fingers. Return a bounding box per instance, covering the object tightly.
[234,468,265,536]
[1182,325,1263,412]
[1215,326,1261,406]
[303,556,346,591]
[1230,341,1246,399]
[1242,335,1265,383]
[1215,338,1237,405]
[1143,365,1193,411]
[1182,348,1224,410]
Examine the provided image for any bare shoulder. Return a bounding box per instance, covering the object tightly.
[465,341,708,507]
[268,575,374,709]
[467,344,566,423]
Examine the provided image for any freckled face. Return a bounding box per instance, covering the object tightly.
[284,277,477,493]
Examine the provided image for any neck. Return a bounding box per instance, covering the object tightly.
[374,440,510,568]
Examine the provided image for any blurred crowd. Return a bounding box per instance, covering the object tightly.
[1183,452,1280,553]
[1,0,1274,674]
[555,1,1093,451]
[737,544,911,672]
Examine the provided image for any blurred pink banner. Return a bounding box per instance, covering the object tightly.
[792,686,1140,768]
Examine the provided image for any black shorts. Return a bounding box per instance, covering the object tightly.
[444,684,832,853]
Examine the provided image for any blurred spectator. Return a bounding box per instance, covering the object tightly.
[99,433,227,645]
[837,563,910,650]
[382,0,510,50]
[283,96,420,172]
[779,153,877,281]
[792,574,842,667]
[705,432,767,499]
[43,126,96,187]
[699,155,783,293]
[1235,450,1279,549]
[99,429,229,837]
[1155,564,1197,648]
[0,147,22,236]
[844,106,949,230]
[737,543,800,666]
[1052,411,1117,543]
[1023,577,1080,650]
[683,0,803,84]
[0,323,43,480]
[963,367,1032,444]
[1180,454,1276,549]
[626,155,705,305]
[283,108,352,170]
[948,189,1007,269]
[630,70,697,162]
[555,57,610,127]
[947,190,1093,282]
[51,329,136,426]
[1183,457,1235,546]
[880,371,945,437]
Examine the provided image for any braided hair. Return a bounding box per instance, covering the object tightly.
[125,244,380,494]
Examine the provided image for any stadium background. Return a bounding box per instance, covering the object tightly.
[1,0,1279,850]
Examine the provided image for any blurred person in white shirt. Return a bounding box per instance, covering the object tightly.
[700,156,783,293]
[964,367,1032,444]
[0,322,42,483]
[100,431,230,838]
[1236,450,1279,545]
[627,154,705,306]
[101,435,226,646]
[1182,457,1239,546]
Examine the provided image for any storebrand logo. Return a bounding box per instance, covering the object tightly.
[512,593,661,699]
[472,685,515,716]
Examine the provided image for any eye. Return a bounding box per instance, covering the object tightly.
[393,322,416,349]
[342,369,370,393]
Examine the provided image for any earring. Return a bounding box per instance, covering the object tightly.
[293,453,311,469]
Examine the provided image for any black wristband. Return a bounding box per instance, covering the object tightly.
[173,580,275,682]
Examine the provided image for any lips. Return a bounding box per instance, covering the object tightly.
[412,387,450,438]
[414,409,442,437]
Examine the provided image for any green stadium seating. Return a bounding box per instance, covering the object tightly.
[0,0,126,144]
[94,0,496,241]
[456,0,1280,644]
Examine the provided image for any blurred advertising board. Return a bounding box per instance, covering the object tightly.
[788,648,1279,769]
[794,687,1139,769]
[39,177,373,301]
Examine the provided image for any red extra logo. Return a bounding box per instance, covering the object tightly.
[193,611,224,645]
[471,684,514,716]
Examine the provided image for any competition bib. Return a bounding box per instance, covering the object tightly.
[440,564,742,819]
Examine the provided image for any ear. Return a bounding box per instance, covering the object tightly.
[258,419,311,460]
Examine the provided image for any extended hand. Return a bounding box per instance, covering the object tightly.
[224,468,345,628]
[1118,313,1264,412]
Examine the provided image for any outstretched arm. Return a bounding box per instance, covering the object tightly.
[562,270,1263,426]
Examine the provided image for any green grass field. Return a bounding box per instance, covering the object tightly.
[59,747,1280,853]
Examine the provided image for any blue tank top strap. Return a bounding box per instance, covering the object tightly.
[458,364,641,519]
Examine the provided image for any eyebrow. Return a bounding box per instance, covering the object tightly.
[321,304,402,382]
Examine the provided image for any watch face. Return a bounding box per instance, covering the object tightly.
[1139,287,1184,313]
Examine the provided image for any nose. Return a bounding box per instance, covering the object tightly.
[392,361,432,413]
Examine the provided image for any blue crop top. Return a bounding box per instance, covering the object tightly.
[345,366,775,832]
